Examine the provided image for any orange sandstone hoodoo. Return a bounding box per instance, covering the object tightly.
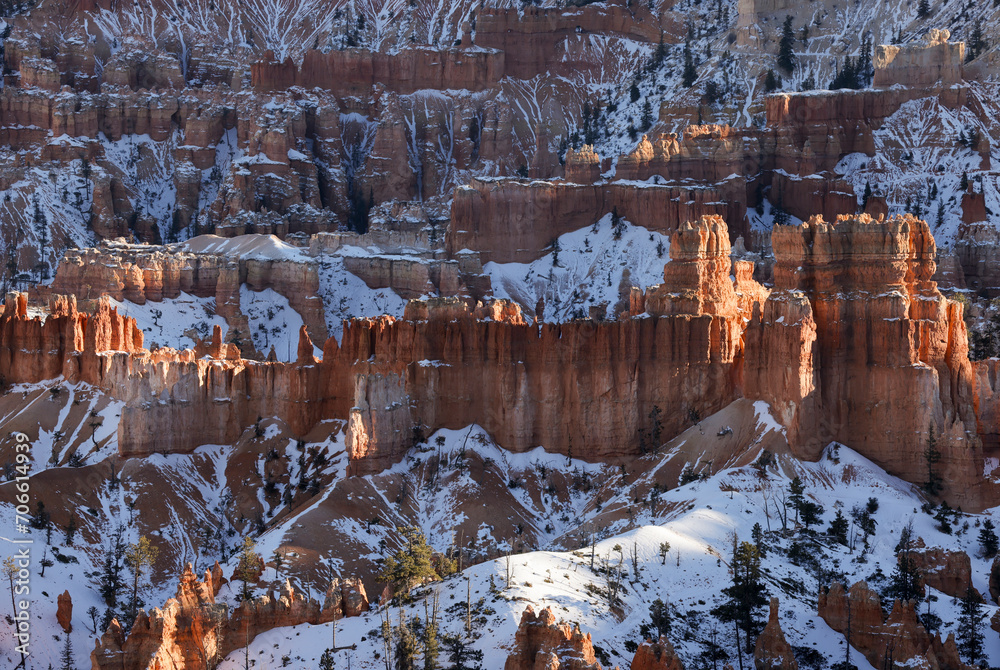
[3,214,1000,508]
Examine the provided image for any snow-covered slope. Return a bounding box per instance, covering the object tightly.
[215,431,1000,670]
[485,216,671,321]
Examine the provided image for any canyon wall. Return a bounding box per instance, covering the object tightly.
[744,213,988,509]
[42,239,329,345]
[251,47,505,95]
[447,178,746,264]
[474,0,669,80]
[0,217,757,476]
[5,215,1000,507]
[874,29,965,88]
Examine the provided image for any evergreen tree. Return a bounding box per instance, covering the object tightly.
[751,522,766,558]
[772,192,789,226]
[124,536,159,633]
[711,540,768,652]
[777,16,796,73]
[234,536,263,602]
[857,34,874,87]
[887,521,923,602]
[424,602,440,670]
[630,83,640,103]
[379,526,438,600]
[828,509,849,546]
[611,207,625,241]
[967,18,987,62]
[641,99,654,130]
[682,40,697,88]
[788,476,805,524]
[764,68,781,93]
[862,181,872,210]
[917,0,930,18]
[956,587,985,666]
[65,515,76,547]
[396,616,419,670]
[830,56,858,90]
[60,631,73,670]
[800,499,824,530]
[649,598,671,638]
[960,171,969,191]
[651,36,666,69]
[979,519,998,558]
[30,501,50,530]
[443,633,483,670]
[99,524,126,608]
[850,503,878,553]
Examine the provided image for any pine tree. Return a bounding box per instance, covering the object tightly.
[65,515,76,547]
[857,34,873,87]
[99,524,126,608]
[659,541,671,565]
[124,536,159,632]
[30,501,50,530]
[682,40,697,88]
[862,181,872,210]
[234,536,263,602]
[960,171,969,191]
[979,519,998,558]
[799,499,824,530]
[395,615,418,670]
[424,599,440,670]
[967,18,987,62]
[60,630,73,670]
[649,598,671,638]
[772,193,789,226]
[641,99,654,130]
[711,540,768,653]
[788,477,805,525]
[777,16,796,73]
[956,587,985,666]
[828,509,849,546]
[630,83,640,103]
[751,522,766,557]
[379,526,438,600]
[611,207,625,241]
[830,56,858,90]
[917,0,930,18]
[443,633,483,670]
[888,521,923,602]
[764,68,780,93]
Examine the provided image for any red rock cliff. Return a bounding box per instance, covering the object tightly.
[745,213,988,509]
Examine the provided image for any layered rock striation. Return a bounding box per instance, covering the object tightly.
[448,178,745,264]
[1,217,759,475]
[744,214,988,509]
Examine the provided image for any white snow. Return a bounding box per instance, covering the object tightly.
[108,293,227,351]
[485,216,670,321]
